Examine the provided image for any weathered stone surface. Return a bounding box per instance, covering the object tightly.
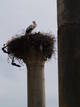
[58,25,80,107]
[26,60,45,107]
[57,0,80,26]
[57,0,80,107]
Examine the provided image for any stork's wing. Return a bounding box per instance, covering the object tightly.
[26,21,37,34]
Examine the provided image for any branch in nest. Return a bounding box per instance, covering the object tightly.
[11,57,21,67]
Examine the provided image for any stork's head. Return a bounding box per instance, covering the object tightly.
[32,21,37,26]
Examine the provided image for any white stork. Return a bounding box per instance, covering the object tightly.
[26,21,37,34]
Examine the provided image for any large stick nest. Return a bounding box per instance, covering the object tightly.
[2,32,55,66]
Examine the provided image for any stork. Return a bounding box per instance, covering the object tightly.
[26,21,37,34]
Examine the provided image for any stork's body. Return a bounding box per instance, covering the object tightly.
[26,21,37,34]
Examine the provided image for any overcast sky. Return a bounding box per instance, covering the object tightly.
[0,0,58,107]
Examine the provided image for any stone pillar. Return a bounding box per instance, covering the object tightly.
[26,61,45,107]
[57,0,80,107]
[23,49,45,107]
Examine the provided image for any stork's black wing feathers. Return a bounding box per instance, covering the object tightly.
[26,21,37,34]
[26,25,33,33]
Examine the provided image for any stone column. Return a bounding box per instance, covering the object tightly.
[57,0,80,107]
[24,50,45,107]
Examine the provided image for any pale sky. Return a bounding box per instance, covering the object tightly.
[0,0,58,107]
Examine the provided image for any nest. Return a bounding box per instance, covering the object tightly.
[2,32,55,66]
